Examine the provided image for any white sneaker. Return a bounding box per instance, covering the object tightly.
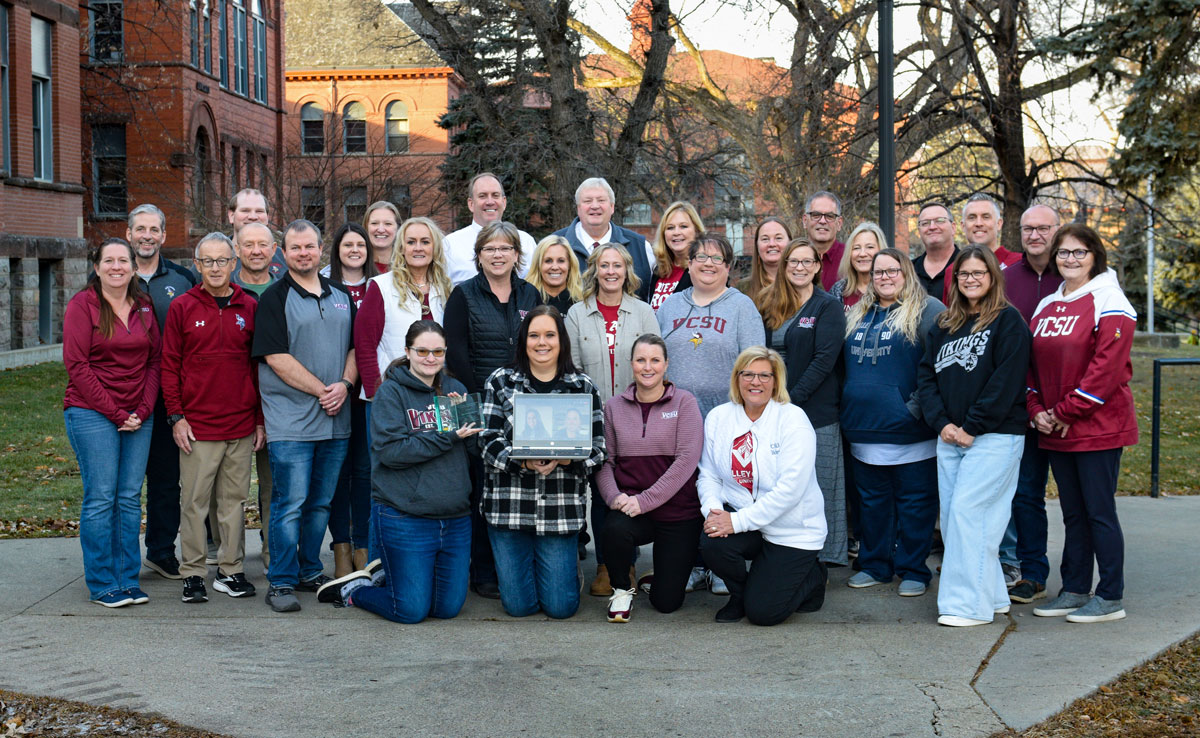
[938,615,990,627]
[995,604,1011,615]
[684,567,708,593]
[607,587,635,623]
[708,571,730,596]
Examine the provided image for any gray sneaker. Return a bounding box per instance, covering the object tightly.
[1032,590,1090,617]
[1002,563,1021,589]
[1065,596,1126,623]
[266,587,301,613]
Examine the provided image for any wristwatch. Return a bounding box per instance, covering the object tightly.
[340,379,354,393]
[167,414,185,427]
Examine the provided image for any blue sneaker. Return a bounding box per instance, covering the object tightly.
[91,591,134,608]
[898,580,926,597]
[848,571,888,588]
[126,587,150,605]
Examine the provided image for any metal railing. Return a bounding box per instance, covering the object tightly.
[1150,357,1200,497]
[1152,306,1200,338]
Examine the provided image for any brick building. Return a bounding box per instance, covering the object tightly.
[0,0,87,352]
[79,0,287,260]
[283,0,461,236]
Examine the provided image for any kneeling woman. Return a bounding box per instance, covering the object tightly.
[698,347,828,625]
[480,306,605,618]
[596,334,704,622]
[337,320,481,622]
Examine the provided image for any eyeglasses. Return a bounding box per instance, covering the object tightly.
[408,347,447,357]
[194,257,235,268]
[957,270,989,282]
[1021,225,1055,235]
[805,211,840,223]
[786,258,818,268]
[872,267,903,279]
[692,253,726,264]
[917,216,951,228]
[1055,248,1091,261]
[738,371,774,383]
[480,246,515,255]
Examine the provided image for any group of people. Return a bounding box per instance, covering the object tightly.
[63,177,1138,627]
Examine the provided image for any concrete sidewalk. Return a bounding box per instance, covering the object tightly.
[1,496,1197,738]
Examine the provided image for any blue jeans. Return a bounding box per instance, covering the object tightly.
[998,519,1018,569]
[1008,429,1050,584]
[267,439,348,588]
[328,401,371,550]
[64,407,154,599]
[936,434,1023,621]
[353,502,470,623]
[487,526,580,618]
[852,456,938,584]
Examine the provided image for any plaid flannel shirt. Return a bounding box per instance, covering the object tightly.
[479,367,605,535]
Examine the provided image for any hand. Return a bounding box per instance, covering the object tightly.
[1033,411,1055,434]
[446,391,462,399]
[705,509,734,538]
[172,418,195,454]
[939,423,961,445]
[1047,410,1070,438]
[455,422,482,439]
[119,413,142,433]
[620,495,642,517]
[253,425,266,451]
[957,429,975,448]
[524,459,557,476]
[611,493,631,511]
[319,381,349,416]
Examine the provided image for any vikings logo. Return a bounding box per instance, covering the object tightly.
[689,331,702,349]
[165,285,176,299]
[235,314,246,331]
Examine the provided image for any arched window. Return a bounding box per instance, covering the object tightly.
[301,102,323,154]
[343,101,366,154]
[194,128,210,216]
[386,101,409,154]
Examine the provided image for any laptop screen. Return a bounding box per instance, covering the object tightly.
[510,393,593,459]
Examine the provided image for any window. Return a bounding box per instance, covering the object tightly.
[231,145,240,189]
[623,203,652,226]
[92,125,127,215]
[343,102,366,154]
[391,184,412,220]
[194,128,210,216]
[385,101,409,153]
[203,1,212,73]
[301,186,325,233]
[342,186,367,225]
[89,0,123,62]
[232,0,247,95]
[189,0,199,67]
[301,103,324,154]
[31,18,52,182]
[1,6,8,174]
[218,0,228,88]
[251,0,266,102]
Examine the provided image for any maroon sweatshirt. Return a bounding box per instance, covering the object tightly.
[161,284,262,440]
[596,382,703,522]
[63,289,161,424]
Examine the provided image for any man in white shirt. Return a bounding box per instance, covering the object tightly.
[443,173,535,285]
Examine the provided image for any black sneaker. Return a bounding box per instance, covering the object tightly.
[213,571,256,598]
[295,574,332,592]
[471,581,501,600]
[145,556,182,580]
[182,576,208,603]
[1009,579,1047,604]
[317,571,371,604]
[715,597,745,623]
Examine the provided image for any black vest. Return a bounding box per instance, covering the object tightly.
[458,274,542,389]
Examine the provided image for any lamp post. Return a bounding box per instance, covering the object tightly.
[878,0,895,245]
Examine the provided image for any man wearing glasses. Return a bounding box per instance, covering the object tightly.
[162,232,263,604]
[801,191,846,291]
[912,202,959,299]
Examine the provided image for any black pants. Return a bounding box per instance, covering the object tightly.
[468,454,497,585]
[701,531,827,626]
[144,397,181,561]
[601,511,702,614]
[1048,448,1124,600]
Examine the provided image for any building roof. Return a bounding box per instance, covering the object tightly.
[285,0,446,70]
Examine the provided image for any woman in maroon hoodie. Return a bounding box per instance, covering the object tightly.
[63,238,161,608]
[596,334,704,622]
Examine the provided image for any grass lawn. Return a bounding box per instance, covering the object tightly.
[1,341,1197,537]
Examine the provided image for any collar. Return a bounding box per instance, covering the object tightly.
[575,221,613,252]
[282,270,332,299]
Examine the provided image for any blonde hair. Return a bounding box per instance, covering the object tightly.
[728,346,790,405]
[844,248,929,343]
[525,235,583,303]
[651,201,706,278]
[581,243,641,300]
[940,246,1011,334]
[389,217,452,305]
[760,239,819,330]
[837,221,886,298]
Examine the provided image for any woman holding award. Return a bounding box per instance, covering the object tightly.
[479,306,605,618]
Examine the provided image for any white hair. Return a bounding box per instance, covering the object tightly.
[575,177,615,205]
[194,231,236,258]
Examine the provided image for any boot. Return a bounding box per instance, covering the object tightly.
[353,548,369,571]
[333,542,354,579]
[589,564,612,597]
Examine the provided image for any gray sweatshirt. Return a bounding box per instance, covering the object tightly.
[656,287,766,417]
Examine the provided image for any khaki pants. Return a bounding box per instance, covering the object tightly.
[210,445,271,568]
[179,435,253,579]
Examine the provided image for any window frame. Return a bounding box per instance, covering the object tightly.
[300,102,324,155]
[1,5,9,175]
[31,17,53,182]
[189,0,199,67]
[342,101,367,155]
[89,0,124,63]
[92,124,127,216]
[232,0,247,95]
[218,0,228,88]
[300,185,326,233]
[385,101,409,154]
[251,0,266,103]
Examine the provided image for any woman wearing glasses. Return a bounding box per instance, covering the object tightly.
[443,221,541,599]
[1027,225,1137,624]
[917,247,1031,626]
[841,249,944,596]
[760,239,848,566]
[331,320,482,622]
[698,347,828,624]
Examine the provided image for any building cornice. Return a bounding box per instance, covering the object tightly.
[286,67,456,82]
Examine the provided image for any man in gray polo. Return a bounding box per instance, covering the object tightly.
[251,219,357,612]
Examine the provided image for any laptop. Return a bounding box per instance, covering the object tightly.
[510,393,593,459]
